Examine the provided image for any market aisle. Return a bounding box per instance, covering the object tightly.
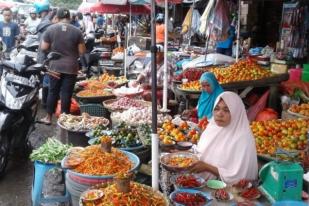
[0,109,62,206]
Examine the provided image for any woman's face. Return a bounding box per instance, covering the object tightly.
[213,99,231,127]
[201,81,212,93]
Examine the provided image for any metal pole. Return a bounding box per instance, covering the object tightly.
[150,0,159,190]
[130,4,132,37]
[162,0,168,111]
[236,0,241,62]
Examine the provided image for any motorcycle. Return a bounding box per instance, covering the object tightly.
[0,52,61,176]
[10,34,39,62]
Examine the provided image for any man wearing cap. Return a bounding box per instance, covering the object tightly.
[39,8,86,125]
[24,8,40,34]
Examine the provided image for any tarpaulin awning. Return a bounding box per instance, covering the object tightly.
[0,1,15,9]
[78,2,150,14]
[129,0,150,5]
[155,0,182,3]
[101,0,127,5]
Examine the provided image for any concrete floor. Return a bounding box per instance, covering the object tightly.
[0,109,64,206]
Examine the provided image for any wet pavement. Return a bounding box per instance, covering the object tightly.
[0,108,65,206]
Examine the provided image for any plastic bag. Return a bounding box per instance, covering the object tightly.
[209,0,230,41]
[55,98,80,118]
[247,90,270,122]
[183,53,235,69]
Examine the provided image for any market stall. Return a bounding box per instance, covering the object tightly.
[174,60,289,109]
[26,1,309,206]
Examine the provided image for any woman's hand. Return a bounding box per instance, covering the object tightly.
[189,161,209,173]
[182,109,193,117]
[189,161,219,176]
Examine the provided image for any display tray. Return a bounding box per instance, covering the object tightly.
[176,73,289,94]
[287,110,309,119]
[57,121,90,133]
[79,182,169,206]
[64,150,140,179]
[103,99,152,112]
[257,151,304,163]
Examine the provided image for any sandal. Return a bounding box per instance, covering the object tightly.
[36,117,52,125]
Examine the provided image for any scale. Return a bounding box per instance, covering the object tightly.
[259,148,304,203]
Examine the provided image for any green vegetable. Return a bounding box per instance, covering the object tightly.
[30,138,71,163]
[137,124,151,146]
[89,122,142,148]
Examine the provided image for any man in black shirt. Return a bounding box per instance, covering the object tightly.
[39,8,86,125]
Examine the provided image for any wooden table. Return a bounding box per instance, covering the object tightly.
[174,73,289,110]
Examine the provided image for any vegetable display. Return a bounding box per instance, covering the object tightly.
[91,123,142,148]
[86,125,109,138]
[78,73,127,90]
[81,182,167,206]
[240,188,261,200]
[173,192,207,206]
[76,89,113,97]
[73,145,133,176]
[174,68,206,82]
[137,124,152,146]
[179,60,273,91]
[289,103,309,117]
[233,179,251,189]
[210,60,272,84]
[214,189,230,201]
[30,138,71,163]
[175,175,202,188]
[251,119,308,160]
[105,97,148,111]
[159,120,200,144]
[58,113,109,132]
[111,107,169,126]
[166,156,196,168]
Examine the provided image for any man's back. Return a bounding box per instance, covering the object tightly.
[43,22,84,74]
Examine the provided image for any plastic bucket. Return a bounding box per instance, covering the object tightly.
[289,68,302,81]
[65,173,91,206]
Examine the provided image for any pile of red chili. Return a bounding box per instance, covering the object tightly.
[173,192,207,206]
[241,188,261,199]
[175,175,202,188]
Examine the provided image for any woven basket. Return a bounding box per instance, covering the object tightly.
[79,104,110,119]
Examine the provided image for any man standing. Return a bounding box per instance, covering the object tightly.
[0,7,20,52]
[24,8,40,34]
[39,8,86,124]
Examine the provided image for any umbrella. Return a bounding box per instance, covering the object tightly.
[78,2,150,14]
[0,1,15,9]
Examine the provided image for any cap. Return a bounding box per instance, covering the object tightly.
[56,8,70,19]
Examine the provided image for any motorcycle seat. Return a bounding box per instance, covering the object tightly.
[2,60,27,73]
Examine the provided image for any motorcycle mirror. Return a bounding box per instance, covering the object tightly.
[47,52,62,60]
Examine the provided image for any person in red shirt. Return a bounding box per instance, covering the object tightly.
[156,13,165,45]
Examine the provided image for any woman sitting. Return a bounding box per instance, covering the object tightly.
[190,91,258,184]
[183,72,223,120]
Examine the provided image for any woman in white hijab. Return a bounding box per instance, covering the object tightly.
[190,91,258,185]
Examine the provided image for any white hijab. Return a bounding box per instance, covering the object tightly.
[197,91,258,185]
